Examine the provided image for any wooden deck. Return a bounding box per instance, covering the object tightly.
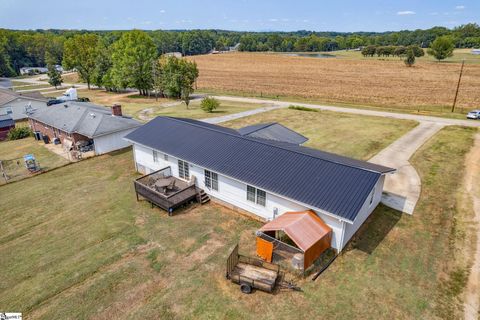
[134,167,199,213]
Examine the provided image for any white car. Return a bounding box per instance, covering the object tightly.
[467,110,480,120]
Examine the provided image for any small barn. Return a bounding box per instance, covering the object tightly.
[256,210,332,271]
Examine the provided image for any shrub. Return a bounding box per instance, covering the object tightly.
[288,105,318,112]
[7,127,32,140]
[404,49,416,67]
[200,97,220,113]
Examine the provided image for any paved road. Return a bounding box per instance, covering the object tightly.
[210,95,480,128]
[0,77,12,89]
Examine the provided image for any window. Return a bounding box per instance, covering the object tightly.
[164,153,168,161]
[205,170,218,191]
[246,185,266,206]
[369,187,376,206]
[178,160,189,179]
[153,150,158,163]
[6,107,12,115]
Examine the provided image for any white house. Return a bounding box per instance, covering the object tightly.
[125,117,395,251]
[0,88,48,121]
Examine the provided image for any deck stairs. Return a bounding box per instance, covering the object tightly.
[197,189,210,204]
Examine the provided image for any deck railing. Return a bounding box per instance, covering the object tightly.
[134,166,198,212]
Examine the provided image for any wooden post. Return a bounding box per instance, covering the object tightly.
[452,59,465,113]
[0,160,7,183]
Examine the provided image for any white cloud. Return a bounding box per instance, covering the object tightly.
[268,18,278,22]
[397,11,416,15]
[455,5,465,9]
[430,12,439,16]
[159,9,166,13]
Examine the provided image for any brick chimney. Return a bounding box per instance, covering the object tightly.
[111,104,122,116]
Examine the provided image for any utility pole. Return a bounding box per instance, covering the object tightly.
[451,59,465,113]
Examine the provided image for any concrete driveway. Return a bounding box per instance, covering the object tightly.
[369,122,445,214]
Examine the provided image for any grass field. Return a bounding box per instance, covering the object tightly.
[223,108,418,160]
[0,124,475,319]
[76,89,265,121]
[189,51,480,115]
[0,137,69,185]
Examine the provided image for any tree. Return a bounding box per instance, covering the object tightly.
[409,45,425,57]
[404,49,416,67]
[63,34,99,89]
[201,97,220,113]
[92,37,113,89]
[361,45,376,57]
[47,59,63,89]
[427,36,455,61]
[152,55,199,104]
[110,30,157,95]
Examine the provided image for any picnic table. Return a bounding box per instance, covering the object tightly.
[154,178,171,192]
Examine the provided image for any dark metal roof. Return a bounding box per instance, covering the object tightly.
[0,114,14,128]
[125,117,395,222]
[238,122,309,145]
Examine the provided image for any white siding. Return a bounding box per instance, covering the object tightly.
[132,143,383,251]
[341,174,385,250]
[93,129,136,155]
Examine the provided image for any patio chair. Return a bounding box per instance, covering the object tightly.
[166,179,176,191]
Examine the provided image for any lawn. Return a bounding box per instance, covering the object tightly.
[0,126,476,319]
[76,89,265,121]
[190,52,480,116]
[0,137,69,185]
[223,108,418,160]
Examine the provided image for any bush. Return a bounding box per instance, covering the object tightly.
[7,127,32,140]
[200,97,220,113]
[288,105,318,112]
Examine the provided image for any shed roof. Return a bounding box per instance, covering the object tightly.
[259,210,332,252]
[125,117,395,222]
[29,101,141,138]
[238,122,308,145]
[0,88,46,106]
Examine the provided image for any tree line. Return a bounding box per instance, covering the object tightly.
[0,23,479,77]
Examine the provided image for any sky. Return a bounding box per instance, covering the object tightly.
[1,0,479,32]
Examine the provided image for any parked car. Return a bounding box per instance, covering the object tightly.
[47,99,64,106]
[466,110,480,120]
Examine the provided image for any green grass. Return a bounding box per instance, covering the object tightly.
[76,89,264,121]
[146,99,264,120]
[0,137,69,185]
[0,126,476,319]
[223,108,418,160]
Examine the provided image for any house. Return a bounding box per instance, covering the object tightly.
[0,88,48,121]
[472,49,480,55]
[28,102,142,155]
[165,52,183,58]
[0,114,15,140]
[19,65,63,75]
[125,117,395,252]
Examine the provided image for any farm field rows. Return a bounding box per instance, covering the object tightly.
[0,107,476,318]
[190,52,480,114]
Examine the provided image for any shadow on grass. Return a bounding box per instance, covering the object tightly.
[347,204,403,254]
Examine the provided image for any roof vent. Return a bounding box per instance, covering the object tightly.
[90,113,96,118]
[64,104,68,108]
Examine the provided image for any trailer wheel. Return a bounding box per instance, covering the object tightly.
[240,283,252,294]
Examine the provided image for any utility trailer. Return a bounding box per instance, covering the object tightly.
[226,244,280,294]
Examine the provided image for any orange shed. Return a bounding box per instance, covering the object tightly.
[257,210,332,270]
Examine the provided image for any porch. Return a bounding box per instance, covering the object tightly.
[134,166,202,214]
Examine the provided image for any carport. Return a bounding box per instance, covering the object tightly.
[256,210,332,271]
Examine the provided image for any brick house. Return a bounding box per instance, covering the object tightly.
[28,102,141,155]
